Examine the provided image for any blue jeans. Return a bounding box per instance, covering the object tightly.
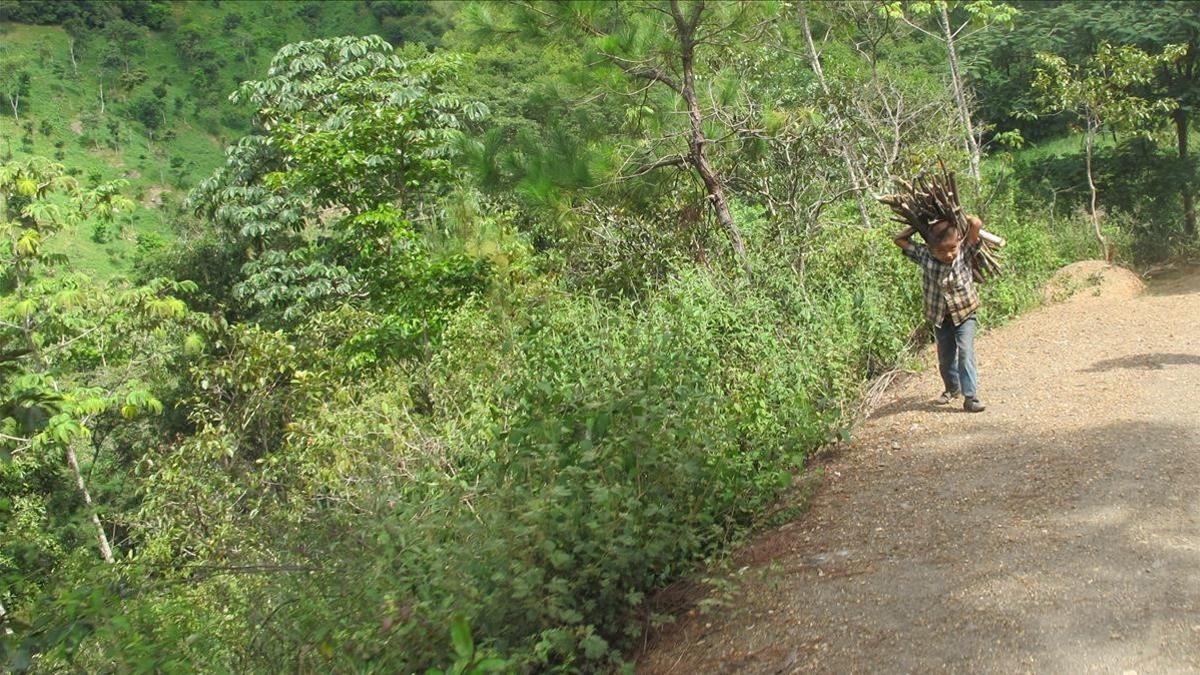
[935,314,978,400]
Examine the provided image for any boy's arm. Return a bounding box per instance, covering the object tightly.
[966,215,983,247]
[893,225,917,251]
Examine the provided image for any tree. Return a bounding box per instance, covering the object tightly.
[884,0,1017,183]
[174,22,223,82]
[99,19,146,73]
[191,36,489,336]
[477,0,778,275]
[105,118,121,152]
[796,1,872,228]
[969,1,1200,238]
[1084,1,1200,236]
[367,0,452,48]
[1,157,203,578]
[127,94,164,139]
[0,52,31,121]
[0,0,167,28]
[63,17,86,76]
[117,0,170,30]
[1033,42,1185,257]
[1140,4,1200,237]
[228,38,484,214]
[720,1,960,238]
[0,162,208,660]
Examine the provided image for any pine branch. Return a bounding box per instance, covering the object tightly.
[628,154,689,176]
[626,66,683,94]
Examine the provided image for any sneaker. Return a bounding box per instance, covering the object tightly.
[963,397,986,413]
[935,390,960,405]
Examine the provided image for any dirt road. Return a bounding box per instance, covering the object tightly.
[638,262,1200,674]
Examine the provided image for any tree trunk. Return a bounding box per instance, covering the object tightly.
[691,146,749,273]
[69,38,79,76]
[939,2,981,183]
[9,93,18,121]
[99,83,105,115]
[0,598,11,635]
[799,2,872,229]
[671,0,750,276]
[66,444,116,563]
[1176,107,1196,237]
[1084,123,1109,260]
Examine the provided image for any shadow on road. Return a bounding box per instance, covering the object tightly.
[1083,352,1200,372]
[1146,263,1200,297]
[868,394,965,419]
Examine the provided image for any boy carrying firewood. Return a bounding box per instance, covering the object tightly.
[893,214,987,413]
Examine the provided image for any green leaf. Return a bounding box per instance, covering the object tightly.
[579,632,609,660]
[450,615,474,660]
[184,333,206,355]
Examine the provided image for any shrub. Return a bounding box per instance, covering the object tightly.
[8,198,1092,672]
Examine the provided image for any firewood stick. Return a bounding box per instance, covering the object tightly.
[979,229,1005,247]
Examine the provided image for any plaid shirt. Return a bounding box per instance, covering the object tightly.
[903,242,980,327]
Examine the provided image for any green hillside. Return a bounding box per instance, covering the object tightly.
[0,1,401,276]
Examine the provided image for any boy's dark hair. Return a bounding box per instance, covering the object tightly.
[927,219,958,245]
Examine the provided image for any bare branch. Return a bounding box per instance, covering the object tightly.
[629,154,689,177]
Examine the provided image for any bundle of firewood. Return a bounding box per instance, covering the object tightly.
[878,162,1004,282]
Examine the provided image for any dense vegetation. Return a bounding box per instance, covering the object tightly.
[0,1,1192,671]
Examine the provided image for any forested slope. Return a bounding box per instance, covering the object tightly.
[1,1,1196,672]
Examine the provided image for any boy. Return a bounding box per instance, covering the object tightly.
[893,215,986,412]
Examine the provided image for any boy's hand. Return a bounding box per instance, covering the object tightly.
[966,215,983,247]
[893,226,916,251]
